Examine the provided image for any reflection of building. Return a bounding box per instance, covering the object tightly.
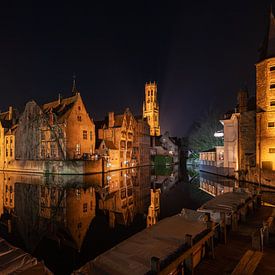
[99,169,134,227]
[132,166,151,216]
[0,172,97,252]
[132,116,150,166]
[15,84,95,161]
[39,185,96,251]
[199,177,235,197]
[143,81,160,136]
[147,188,160,227]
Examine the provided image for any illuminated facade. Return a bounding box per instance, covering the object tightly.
[0,107,18,169]
[143,81,160,136]
[97,109,136,168]
[256,11,275,171]
[15,87,95,160]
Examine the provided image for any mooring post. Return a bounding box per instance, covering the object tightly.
[232,213,238,231]
[184,234,194,274]
[151,256,160,273]
[240,199,246,222]
[221,212,227,244]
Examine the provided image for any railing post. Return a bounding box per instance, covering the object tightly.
[151,256,160,274]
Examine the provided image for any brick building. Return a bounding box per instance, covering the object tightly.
[15,85,95,160]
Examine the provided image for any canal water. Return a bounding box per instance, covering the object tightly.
[1,165,274,274]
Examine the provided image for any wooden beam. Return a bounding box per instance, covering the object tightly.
[159,230,214,275]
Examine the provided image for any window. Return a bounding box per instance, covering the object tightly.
[77,115,82,121]
[268,122,275,128]
[90,131,93,140]
[10,149,12,157]
[50,143,56,157]
[83,203,87,213]
[270,66,275,71]
[78,106,81,111]
[6,138,8,144]
[83,130,87,140]
[271,101,275,106]
[76,144,81,155]
[269,148,275,153]
[41,131,45,140]
[270,84,275,89]
[10,137,13,144]
[41,144,46,158]
[6,149,8,157]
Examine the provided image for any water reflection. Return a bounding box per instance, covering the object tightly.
[0,165,188,274]
[199,171,237,197]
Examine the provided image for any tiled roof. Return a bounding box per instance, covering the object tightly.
[42,94,78,122]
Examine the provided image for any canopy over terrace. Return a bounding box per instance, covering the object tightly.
[75,209,209,275]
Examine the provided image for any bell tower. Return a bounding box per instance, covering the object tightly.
[143,81,160,136]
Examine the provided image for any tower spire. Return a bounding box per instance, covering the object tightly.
[72,73,79,95]
[259,5,275,61]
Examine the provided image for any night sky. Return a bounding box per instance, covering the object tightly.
[0,1,272,136]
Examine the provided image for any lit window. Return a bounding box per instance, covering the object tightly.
[83,203,87,213]
[50,143,56,157]
[76,144,81,155]
[268,122,275,128]
[41,144,46,158]
[83,130,87,140]
[269,148,275,153]
[41,131,45,140]
[270,84,275,89]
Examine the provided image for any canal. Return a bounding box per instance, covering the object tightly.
[1,165,274,274]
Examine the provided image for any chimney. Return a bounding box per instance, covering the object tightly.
[8,106,12,120]
[108,112,114,128]
[237,89,248,113]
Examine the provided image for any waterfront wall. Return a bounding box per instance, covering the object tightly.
[1,159,103,174]
[199,164,235,177]
[0,158,151,175]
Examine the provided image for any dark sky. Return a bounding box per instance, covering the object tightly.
[0,1,272,136]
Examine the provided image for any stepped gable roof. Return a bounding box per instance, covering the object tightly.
[259,9,275,61]
[42,94,78,123]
